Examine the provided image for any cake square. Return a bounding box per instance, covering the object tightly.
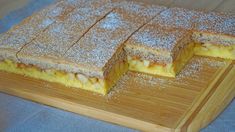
[192,12,235,59]
[18,0,113,66]
[125,24,193,77]
[153,7,235,60]
[0,0,77,61]
[153,7,200,30]
[55,2,166,94]
[0,0,166,95]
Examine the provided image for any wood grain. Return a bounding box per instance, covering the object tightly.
[1,0,235,131]
[187,65,235,131]
[0,56,234,131]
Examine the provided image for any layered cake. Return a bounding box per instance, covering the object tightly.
[0,0,77,62]
[125,25,194,77]
[0,0,234,95]
[154,7,235,60]
[193,12,235,59]
[0,0,166,95]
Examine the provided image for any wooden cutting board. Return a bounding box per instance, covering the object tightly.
[0,0,235,131]
[0,56,235,131]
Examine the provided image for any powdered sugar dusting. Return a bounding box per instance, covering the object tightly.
[105,75,128,100]
[176,57,227,81]
[65,3,164,73]
[134,72,171,89]
[0,9,54,51]
[108,57,227,97]
[195,12,235,36]
[129,25,188,52]
[0,0,76,54]
[153,7,235,46]
[99,12,125,30]
[117,1,166,17]
[177,59,202,80]
[20,0,113,59]
[153,7,200,30]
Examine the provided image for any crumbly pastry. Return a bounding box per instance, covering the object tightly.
[18,0,113,68]
[0,0,234,95]
[0,0,166,95]
[153,7,235,59]
[125,24,194,77]
[60,3,166,94]
[0,0,78,62]
[153,7,200,30]
[192,12,235,59]
[15,0,114,95]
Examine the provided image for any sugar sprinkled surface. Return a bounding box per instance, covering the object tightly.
[105,56,228,100]
[129,25,188,52]
[0,15,53,51]
[176,57,227,81]
[195,12,235,36]
[117,1,166,17]
[99,12,125,30]
[153,8,200,30]
[0,0,76,52]
[105,74,129,100]
[65,10,132,69]
[153,7,235,38]
[133,72,171,89]
[64,3,165,72]
[20,0,113,58]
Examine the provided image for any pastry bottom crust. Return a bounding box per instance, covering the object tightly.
[127,43,195,77]
[0,59,128,95]
[194,43,235,59]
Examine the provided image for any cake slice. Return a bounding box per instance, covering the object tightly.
[54,3,166,94]
[153,7,235,60]
[125,24,194,77]
[60,5,166,94]
[192,12,235,59]
[18,0,113,61]
[2,1,166,95]
[153,7,200,30]
[0,0,81,62]
[4,0,113,93]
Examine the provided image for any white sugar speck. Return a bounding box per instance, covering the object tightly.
[99,12,125,30]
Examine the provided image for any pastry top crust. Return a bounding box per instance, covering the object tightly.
[19,0,112,59]
[125,24,192,63]
[0,0,75,53]
[62,2,166,77]
[194,12,235,37]
[154,7,235,36]
[148,7,235,46]
[153,7,200,30]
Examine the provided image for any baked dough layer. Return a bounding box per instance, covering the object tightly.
[128,43,194,77]
[0,59,128,95]
[194,43,235,59]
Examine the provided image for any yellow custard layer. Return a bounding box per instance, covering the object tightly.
[0,59,128,95]
[194,43,235,59]
[128,43,195,77]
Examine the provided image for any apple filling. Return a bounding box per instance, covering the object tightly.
[0,59,128,95]
[127,43,195,77]
[194,43,235,59]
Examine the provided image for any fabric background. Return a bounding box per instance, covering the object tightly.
[0,0,234,131]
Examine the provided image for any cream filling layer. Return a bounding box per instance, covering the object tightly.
[194,43,235,59]
[0,59,128,95]
[127,43,195,77]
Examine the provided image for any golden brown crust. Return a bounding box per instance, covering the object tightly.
[125,24,192,63]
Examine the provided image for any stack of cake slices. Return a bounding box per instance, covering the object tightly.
[0,0,234,95]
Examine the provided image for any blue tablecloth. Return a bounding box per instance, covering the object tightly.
[0,0,234,131]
